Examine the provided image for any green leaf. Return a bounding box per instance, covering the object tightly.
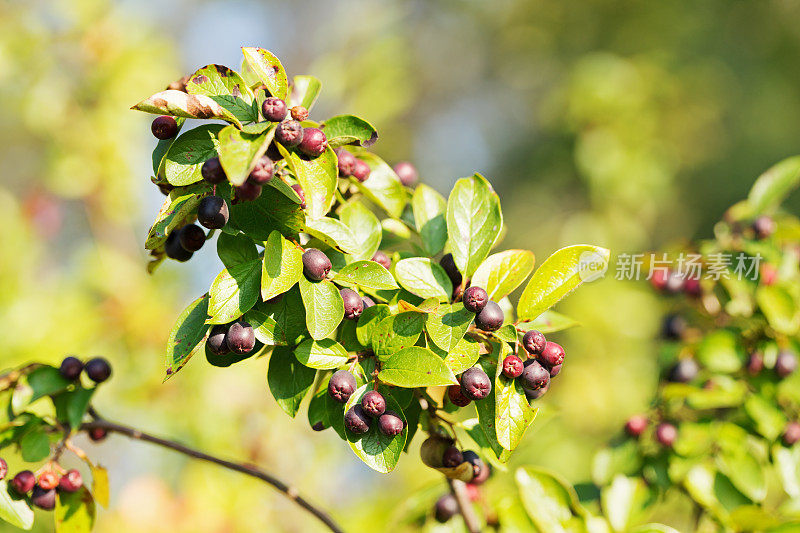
[267,347,315,417]
[289,75,322,110]
[335,261,398,290]
[493,324,518,344]
[517,245,610,321]
[53,386,95,430]
[518,311,580,334]
[756,285,800,335]
[339,201,381,262]
[471,250,535,301]
[411,184,447,256]
[20,427,50,462]
[378,347,458,387]
[356,304,391,346]
[425,303,474,352]
[446,173,503,278]
[371,312,425,361]
[696,330,745,373]
[394,258,453,302]
[26,366,70,403]
[246,287,306,346]
[303,217,360,254]
[744,394,786,440]
[295,339,348,370]
[323,115,378,147]
[217,232,258,267]
[601,475,652,533]
[55,487,95,533]
[145,183,210,250]
[241,47,289,100]
[152,117,186,178]
[165,294,210,379]
[716,443,767,502]
[746,156,800,216]
[773,444,800,498]
[261,231,303,301]
[0,480,33,530]
[230,185,305,240]
[131,90,242,128]
[493,343,537,451]
[280,145,338,220]
[352,153,407,218]
[163,124,224,187]
[440,336,481,375]
[207,258,261,325]
[298,278,344,340]
[185,64,257,124]
[218,124,274,186]
[474,357,505,460]
[344,385,407,473]
[515,466,584,532]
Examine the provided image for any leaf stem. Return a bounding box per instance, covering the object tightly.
[80,412,344,533]
[448,478,482,533]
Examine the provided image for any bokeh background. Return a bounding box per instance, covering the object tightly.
[2,0,800,530]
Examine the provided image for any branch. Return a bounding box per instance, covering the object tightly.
[80,417,344,533]
[448,478,481,533]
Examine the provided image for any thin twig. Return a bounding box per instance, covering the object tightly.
[80,417,344,533]
[448,478,481,533]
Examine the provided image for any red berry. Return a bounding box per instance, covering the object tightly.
[393,161,418,187]
[336,149,356,176]
[448,384,471,407]
[371,251,391,270]
[247,155,274,185]
[11,471,35,494]
[655,423,677,447]
[625,415,648,437]
[290,106,309,121]
[298,127,327,157]
[37,471,59,491]
[261,97,287,122]
[352,159,371,182]
[540,342,565,368]
[502,355,524,378]
[58,470,83,492]
[291,184,306,208]
[89,427,107,442]
[650,269,668,291]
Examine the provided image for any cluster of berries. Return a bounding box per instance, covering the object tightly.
[432,447,491,523]
[58,356,112,385]
[2,460,83,511]
[328,371,405,438]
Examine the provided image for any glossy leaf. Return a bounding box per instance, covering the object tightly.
[145,183,210,250]
[261,231,303,301]
[344,385,407,473]
[425,303,474,352]
[246,287,306,346]
[289,75,322,110]
[267,347,315,417]
[378,347,458,387]
[756,285,800,335]
[518,311,580,334]
[356,304,391,346]
[515,466,584,532]
[471,250,535,301]
[303,217,360,254]
[55,488,95,533]
[207,258,261,325]
[440,336,481,375]
[335,261,398,290]
[185,64,257,123]
[280,144,338,220]
[352,153,407,218]
[394,257,453,302]
[517,245,610,321]
[295,339,348,370]
[163,124,224,186]
[298,278,344,340]
[241,47,289,100]
[371,312,425,361]
[229,185,305,240]
[746,156,800,216]
[446,173,503,278]
[323,114,378,147]
[165,294,210,379]
[411,184,447,256]
[132,90,242,128]
[0,480,34,530]
[218,124,274,186]
[339,201,381,262]
[601,475,651,532]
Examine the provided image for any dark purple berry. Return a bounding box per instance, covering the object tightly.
[291,184,306,208]
[59,356,83,381]
[247,155,274,185]
[378,410,404,437]
[298,128,327,157]
[261,97,288,122]
[207,325,229,356]
[371,251,391,270]
[165,230,193,262]
[31,486,56,510]
[783,422,800,446]
[58,470,83,492]
[753,215,776,240]
[462,286,488,314]
[549,364,562,377]
[460,367,492,401]
[684,278,701,296]
[197,196,229,230]
[11,471,35,494]
[328,370,357,403]
[178,224,205,252]
[151,116,178,139]
[669,358,699,383]
[236,181,262,202]
[656,423,677,447]
[84,357,111,384]
[475,301,504,332]
[341,288,364,320]
[662,314,687,340]
[302,248,332,281]
[290,106,309,121]
[625,415,648,437]
[336,149,356,176]
[361,296,376,309]
[88,427,107,442]
[361,390,386,418]
[522,330,546,355]
[540,342,565,368]
[442,446,463,468]
[502,355,524,379]
[352,159,371,182]
[434,494,458,523]
[201,156,227,184]
[776,350,798,378]
[525,383,549,401]
[344,405,371,434]
[448,384,471,407]
[393,161,418,187]
[461,451,484,480]
[275,120,304,147]
[439,253,462,288]
[226,320,255,355]
[520,360,549,391]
